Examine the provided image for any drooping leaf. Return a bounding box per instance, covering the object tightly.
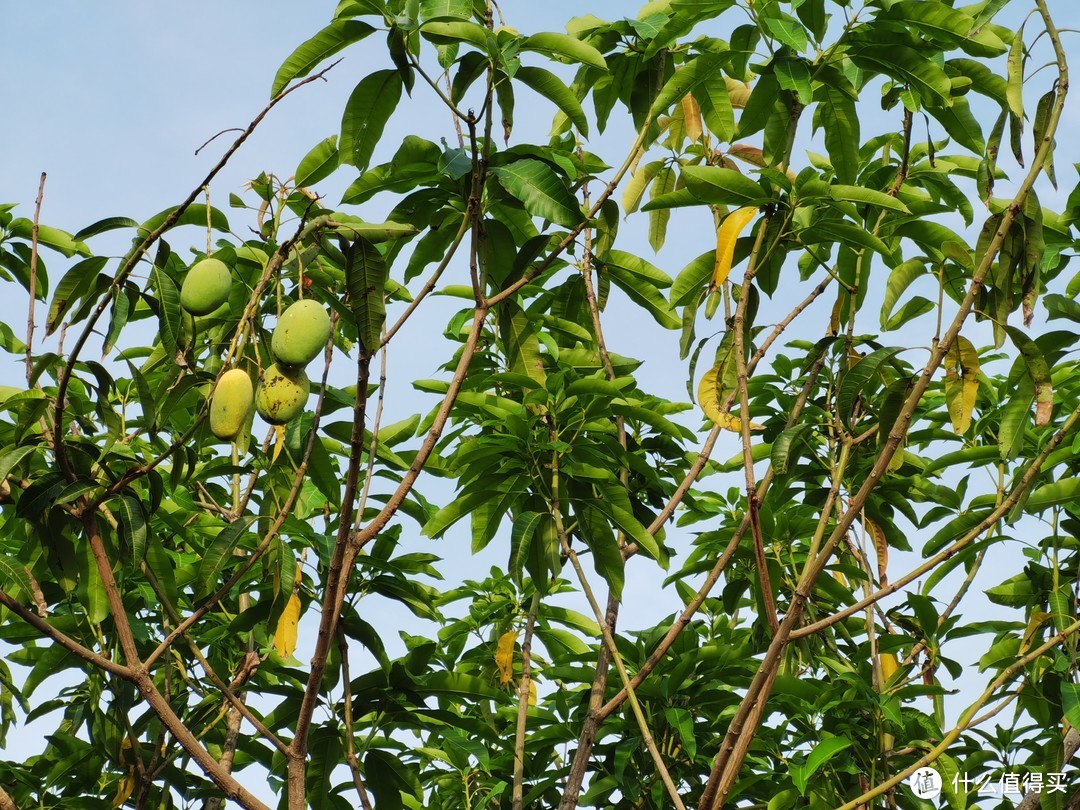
[196,517,256,597]
[817,84,860,184]
[495,629,516,685]
[515,66,589,136]
[344,237,388,355]
[1004,325,1053,427]
[339,70,403,172]
[943,335,980,434]
[521,32,607,71]
[273,592,302,658]
[711,207,758,287]
[294,135,340,188]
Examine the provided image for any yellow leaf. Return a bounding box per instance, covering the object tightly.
[274,579,302,659]
[1020,610,1050,654]
[879,652,899,684]
[710,206,758,288]
[944,335,980,434]
[725,77,751,108]
[681,93,703,143]
[496,630,517,685]
[272,424,286,464]
[112,771,135,808]
[697,340,764,431]
[528,679,537,706]
[864,516,888,587]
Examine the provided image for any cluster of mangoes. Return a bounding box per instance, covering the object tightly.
[179,257,331,442]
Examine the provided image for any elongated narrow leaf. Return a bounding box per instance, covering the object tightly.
[73,217,139,241]
[345,238,387,354]
[501,300,547,384]
[152,267,182,360]
[294,136,339,188]
[492,160,581,228]
[829,185,910,213]
[515,66,589,136]
[944,335,980,434]
[838,347,903,426]
[680,165,768,206]
[0,555,33,602]
[1004,325,1053,426]
[46,256,108,336]
[139,204,229,236]
[7,219,89,259]
[1006,24,1025,121]
[880,258,926,328]
[521,32,607,71]
[197,517,255,597]
[270,20,375,97]
[1026,479,1080,513]
[817,84,860,184]
[712,207,758,287]
[421,19,490,49]
[692,70,736,142]
[604,263,680,329]
[850,45,953,107]
[115,494,148,565]
[495,630,516,685]
[340,70,403,172]
[273,591,302,658]
[650,54,728,120]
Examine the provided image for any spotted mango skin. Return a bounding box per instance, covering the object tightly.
[254,364,309,425]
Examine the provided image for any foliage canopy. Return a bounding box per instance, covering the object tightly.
[1,0,1079,808]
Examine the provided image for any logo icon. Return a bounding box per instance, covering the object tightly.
[910,767,942,799]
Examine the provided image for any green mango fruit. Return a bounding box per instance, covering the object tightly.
[180,257,232,316]
[272,299,331,369]
[209,369,254,440]
[255,364,309,425]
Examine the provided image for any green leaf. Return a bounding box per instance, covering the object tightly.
[680,165,768,206]
[139,204,230,236]
[521,32,607,71]
[492,160,581,228]
[1004,325,1053,427]
[817,84,860,184]
[270,20,375,97]
[152,266,182,360]
[790,736,853,795]
[1025,479,1080,513]
[73,217,139,241]
[515,66,589,136]
[671,250,714,307]
[775,58,813,106]
[880,258,926,328]
[6,219,90,259]
[115,494,148,566]
[837,347,903,426]
[650,54,728,120]
[197,517,256,597]
[294,135,339,188]
[1006,23,1025,121]
[829,184,911,213]
[0,555,33,603]
[604,262,681,329]
[1063,683,1080,732]
[762,16,808,52]
[501,300,547,385]
[344,238,388,355]
[420,19,490,49]
[692,69,736,143]
[339,70,403,172]
[46,256,108,337]
[850,44,953,107]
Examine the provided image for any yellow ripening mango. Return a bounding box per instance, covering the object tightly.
[255,364,309,425]
[180,258,232,316]
[209,369,254,440]
[271,299,331,369]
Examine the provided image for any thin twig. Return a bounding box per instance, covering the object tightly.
[25,172,45,383]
